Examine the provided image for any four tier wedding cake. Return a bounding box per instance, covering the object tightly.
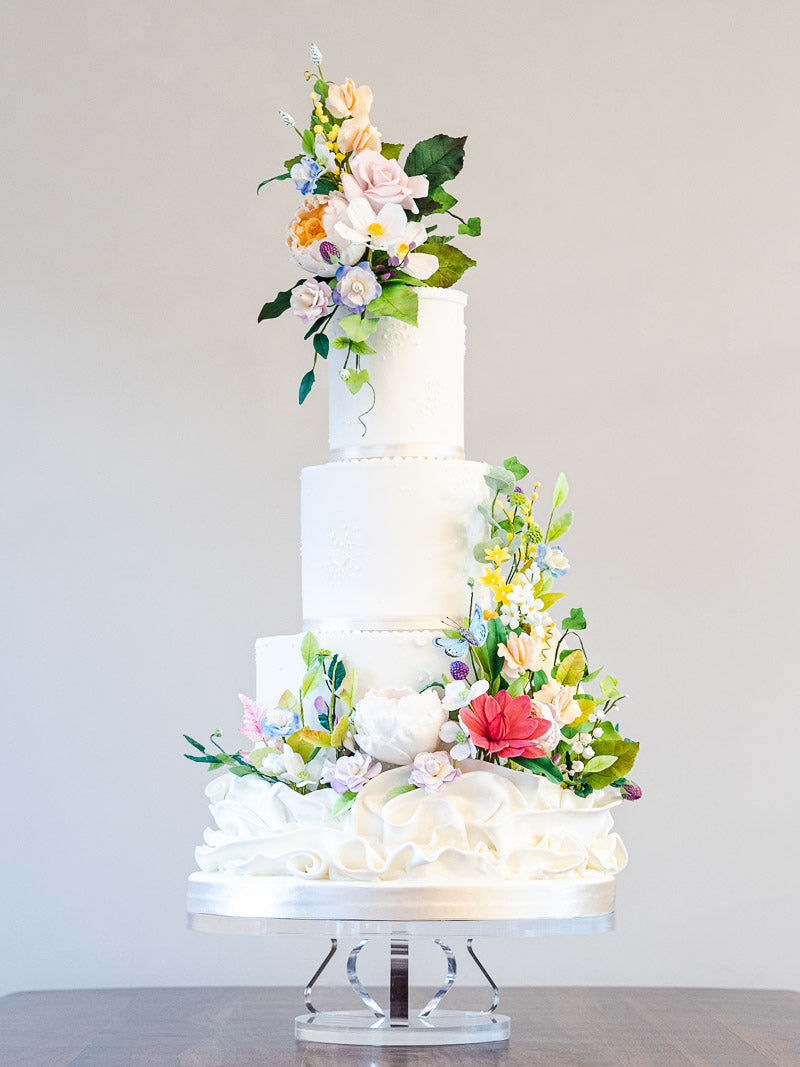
[186,46,639,921]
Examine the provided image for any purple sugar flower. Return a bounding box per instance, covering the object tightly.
[620,781,642,801]
[450,660,470,681]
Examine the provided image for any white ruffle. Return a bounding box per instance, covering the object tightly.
[195,761,627,884]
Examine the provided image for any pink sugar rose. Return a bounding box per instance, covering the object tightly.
[342,149,429,213]
[460,690,550,761]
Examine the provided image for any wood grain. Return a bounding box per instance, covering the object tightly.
[1,986,798,1066]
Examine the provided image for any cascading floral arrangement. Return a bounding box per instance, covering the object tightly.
[185,462,641,813]
[256,43,481,415]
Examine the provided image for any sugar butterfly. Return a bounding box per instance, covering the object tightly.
[433,605,488,658]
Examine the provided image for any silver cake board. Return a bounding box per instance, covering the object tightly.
[187,873,615,1047]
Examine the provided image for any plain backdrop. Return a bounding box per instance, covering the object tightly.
[2,0,799,997]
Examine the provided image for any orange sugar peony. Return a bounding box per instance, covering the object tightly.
[290,199,328,246]
[460,690,551,761]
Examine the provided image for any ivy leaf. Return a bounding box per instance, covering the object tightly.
[313,333,329,359]
[343,368,370,395]
[415,243,476,288]
[561,607,587,631]
[331,336,350,349]
[256,172,291,193]
[458,216,482,236]
[532,669,549,691]
[313,78,328,98]
[556,649,586,687]
[405,134,467,189]
[513,756,563,784]
[600,675,621,699]
[367,284,418,325]
[548,511,573,541]
[339,314,379,342]
[299,369,315,405]
[258,283,302,322]
[381,142,404,160]
[300,631,320,666]
[283,154,302,170]
[552,472,569,510]
[503,456,530,480]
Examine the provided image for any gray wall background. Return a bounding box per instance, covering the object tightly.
[2,0,798,995]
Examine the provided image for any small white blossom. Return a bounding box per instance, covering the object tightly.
[592,727,604,739]
[278,109,296,127]
[442,678,489,712]
[583,746,595,759]
[439,715,478,761]
[572,760,585,773]
[310,43,323,66]
[573,742,584,754]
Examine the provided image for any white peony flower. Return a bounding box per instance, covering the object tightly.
[408,751,461,793]
[439,715,478,761]
[353,687,448,766]
[286,193,365,277]
[441,678,489,712]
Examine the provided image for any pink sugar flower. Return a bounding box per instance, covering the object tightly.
[460,690,550,761]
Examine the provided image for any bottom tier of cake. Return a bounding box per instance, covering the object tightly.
[194,760,627,886]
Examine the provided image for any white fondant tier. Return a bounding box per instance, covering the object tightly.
[328,288,467,459]
[256,631,445,707]
[301,457,489,628]
[195,761,627,885]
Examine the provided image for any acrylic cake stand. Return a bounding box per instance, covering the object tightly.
[187,873,615,1046]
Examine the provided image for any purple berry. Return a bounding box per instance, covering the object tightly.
[450,661,469,681]
[620,781,642,801]
[319,241,340,265]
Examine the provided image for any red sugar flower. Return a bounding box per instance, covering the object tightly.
[460,690,550,760]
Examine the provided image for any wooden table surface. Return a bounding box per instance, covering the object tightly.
[1,986,798,1066]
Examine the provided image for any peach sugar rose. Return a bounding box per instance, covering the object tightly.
[326,78,373,119]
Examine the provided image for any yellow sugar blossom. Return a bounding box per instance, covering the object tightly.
[484,544,510,565]
[314,124,324,134]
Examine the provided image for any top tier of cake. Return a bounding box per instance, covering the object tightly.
[327,288,466,460]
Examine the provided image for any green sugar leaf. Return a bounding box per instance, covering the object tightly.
[256,172,291,193]
[313,78,328,99]
[332,790,358,818]
[298,368,315,405]
[503,456,530,480]
[548,510,573,541]
[583,739,639,790]
[313,333,329,359]
[381,142,404,160]
[582,754,619,774]
[415,243,476,288]
[552,472,569,510]
[343,368,370,395]
[300,631,320,667]
[556,649,586,687]
[458,216,482,236]
[385,784,417,800]
[512,756,563,784]
[258,283,302,322]
[405,134,467,189]
[368,284,419,325]
[431,186,458,213]
[339,314,379,342]
[484,465,516,493]
[561,606,587,631]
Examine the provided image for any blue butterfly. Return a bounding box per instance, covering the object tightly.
[433,605,489,658]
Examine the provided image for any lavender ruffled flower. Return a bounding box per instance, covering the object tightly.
[290,278,331,326]
[535,541,570,579]
[322,752,382,795]
[408,751,461,794]
[290,155,322,195]
[331,261,381,314]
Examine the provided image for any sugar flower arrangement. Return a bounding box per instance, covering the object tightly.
[185,462,641,812]
[256,44,481,418]
[431,458,641,799]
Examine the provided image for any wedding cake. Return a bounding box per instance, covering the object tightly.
[186,47,640,922]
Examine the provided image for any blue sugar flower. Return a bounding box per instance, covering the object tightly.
[290,155,321,195]
[534,541,570,579]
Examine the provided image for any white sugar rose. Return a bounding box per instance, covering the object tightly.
[353,687,448,766]
[408,751,461,794]
[290,278,331,325]
[342,149,429,213]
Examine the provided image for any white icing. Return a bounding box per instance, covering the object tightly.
[328,288,466,458]
[255,631,447,706]
[301,457,489,625]
[195,762,627,884]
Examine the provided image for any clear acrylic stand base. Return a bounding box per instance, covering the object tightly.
[187,874,615,1047]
